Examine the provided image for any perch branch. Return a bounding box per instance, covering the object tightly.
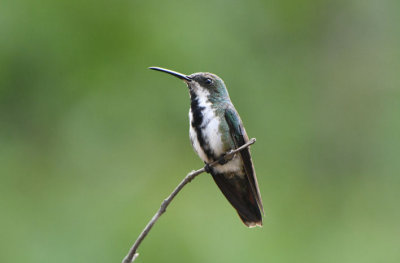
[122,138,257,263]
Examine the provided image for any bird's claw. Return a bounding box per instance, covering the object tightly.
[204,163,212,173]
[218,155,228,165]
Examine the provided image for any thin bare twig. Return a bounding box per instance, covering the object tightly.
[122,138,257,263]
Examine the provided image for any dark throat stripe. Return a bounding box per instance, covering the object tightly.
[190,90,216,160]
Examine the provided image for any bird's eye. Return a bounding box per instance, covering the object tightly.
[205,78,213,85]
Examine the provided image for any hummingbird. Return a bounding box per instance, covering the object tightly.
[149,67,264,227]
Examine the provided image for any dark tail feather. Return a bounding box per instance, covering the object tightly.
[211,172,262,227]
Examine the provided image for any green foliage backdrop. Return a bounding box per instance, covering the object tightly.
[1,0,399,262]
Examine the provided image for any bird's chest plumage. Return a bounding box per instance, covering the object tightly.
[189,103,244,175]
[188,89,244,175]
[189,102,225,163]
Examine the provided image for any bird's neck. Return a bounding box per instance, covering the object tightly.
[190,88,213,126]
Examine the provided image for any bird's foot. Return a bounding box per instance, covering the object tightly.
[204,163,212,173]
[218,154,228,165]
[218,152,236,165]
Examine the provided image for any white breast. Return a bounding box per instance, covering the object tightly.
[189,109,208,162]
[189,112,243,175]
[189,109,224,163]
[188,88,229,163]
[188,86,243,175]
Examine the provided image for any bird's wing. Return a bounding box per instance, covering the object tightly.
[224,107,264,213]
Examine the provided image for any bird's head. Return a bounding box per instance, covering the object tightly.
[149,67,230,101]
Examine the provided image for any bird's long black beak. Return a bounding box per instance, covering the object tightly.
[149,67,192,82]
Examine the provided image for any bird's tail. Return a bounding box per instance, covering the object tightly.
[211,172,263,227]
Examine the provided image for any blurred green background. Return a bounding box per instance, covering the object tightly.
[1,0,399,262]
